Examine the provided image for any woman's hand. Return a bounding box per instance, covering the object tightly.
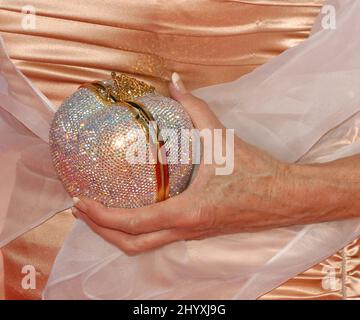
[72,72,292,255]
[72,73,360,255]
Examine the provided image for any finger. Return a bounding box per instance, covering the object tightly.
[169,72,223,130]
[72,196,196,234]
[73,208,186,255]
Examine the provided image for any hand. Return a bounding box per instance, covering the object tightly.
[72,72,293,255]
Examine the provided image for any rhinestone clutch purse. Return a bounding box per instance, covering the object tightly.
[49,73,194,208]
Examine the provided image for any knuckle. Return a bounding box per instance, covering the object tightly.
[179,206,202,228]
[191,98,207,110]
[89,221,103,234]
[196,99,208,108]
[89,209,104,225]
[111,213,141,234]
[183,95,204,106]
[120,242,142,256]
[122,248,139,256]
[124,217,142,235]
[195,206,216,230]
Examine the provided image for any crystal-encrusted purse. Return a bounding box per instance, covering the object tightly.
[49,73,194,208]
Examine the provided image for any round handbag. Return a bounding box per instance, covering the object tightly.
[49,72,194,208]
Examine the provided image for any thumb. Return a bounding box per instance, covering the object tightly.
[169,72,223,130]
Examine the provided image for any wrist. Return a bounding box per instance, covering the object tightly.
[282,162,360,225]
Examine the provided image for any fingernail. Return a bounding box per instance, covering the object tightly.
[171,72,187,94]
[71,207,78,218]
[72,197,80,205]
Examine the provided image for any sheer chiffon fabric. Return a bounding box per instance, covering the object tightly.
[0,37,72,247]
[1,0,360,299]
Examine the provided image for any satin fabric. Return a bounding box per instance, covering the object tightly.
[2,2,360,300]
[43,0,360,299]
[2,0,360,300]
[0,0,324,299]
[0,250,4,299]
[0,0,357,298]
[0,0,323,106]
[1,211,72,299]
[262,237,360,299]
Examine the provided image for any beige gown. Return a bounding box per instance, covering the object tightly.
[0,0,359,299]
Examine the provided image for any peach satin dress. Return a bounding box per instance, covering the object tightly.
[0,0,359,299]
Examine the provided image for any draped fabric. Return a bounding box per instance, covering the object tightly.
[0,1,357,298]
[0,0,325,299]
[0,0,323,106]
[262,237,360,299]
[43,0,360,299]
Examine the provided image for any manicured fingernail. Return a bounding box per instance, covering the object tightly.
[171,72,187,94]
[72,197,80,205]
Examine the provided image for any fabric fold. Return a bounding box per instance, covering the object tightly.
[0,37,71,247]
[42,0,360,299]
[1,0,360,300]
